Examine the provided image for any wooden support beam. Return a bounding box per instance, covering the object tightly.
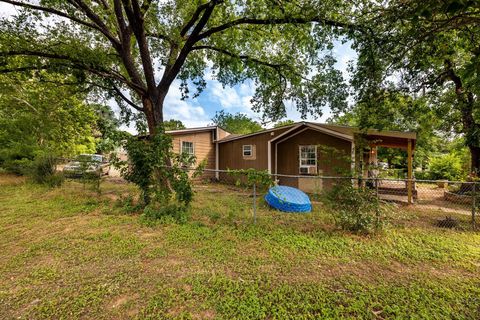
[407,139,413,204]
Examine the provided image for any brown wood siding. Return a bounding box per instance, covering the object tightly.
[275,128,352,189]
[218,127,292,171]
[171,131,215,178]
[275,128,351,175]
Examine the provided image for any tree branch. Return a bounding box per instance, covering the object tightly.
[67,0,121,48]
[0,50,145,93]
[121,0,156,92]
[0,0,100,32]
[112,85,144,112]
[159,0,219,90]
[191,45,288,69]
[180,1,212,37]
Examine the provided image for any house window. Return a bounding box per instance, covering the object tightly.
[181,141,194,156]
[243,145,253,157]
[299,145,317,173]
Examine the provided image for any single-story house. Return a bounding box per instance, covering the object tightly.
[168,122,416,201]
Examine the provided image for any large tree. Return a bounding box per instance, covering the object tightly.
[211,110,262,134]
[0,70,99,163]
[163,119,186,131]
[0,0,354,135]
[351,0,480,173]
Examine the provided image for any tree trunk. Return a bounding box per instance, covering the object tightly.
[470,146,480,175]
[444,60,480,174]
[142,90,166,135]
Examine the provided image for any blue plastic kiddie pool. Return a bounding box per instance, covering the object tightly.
[265,185,312,213]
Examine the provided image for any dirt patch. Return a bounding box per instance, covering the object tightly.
[0,174,26,186]
[107,293,140,310]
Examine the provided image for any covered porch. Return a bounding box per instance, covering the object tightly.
[357,130,417,204]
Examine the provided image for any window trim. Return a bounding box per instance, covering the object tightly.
[299,145,317,169]
[181,141,195,156]
[242,144,253,157]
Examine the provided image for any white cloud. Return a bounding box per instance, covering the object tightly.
[208,81,261,118]
[163,83,210,128]
[209,82,240,109]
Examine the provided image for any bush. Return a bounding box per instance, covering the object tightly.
[428,153,464,181]
[31,155,64,187]
[323,182,385,233]
[413,170,430,180]
[2,158,32,175]
[115,195,140,214]
[116,131,199,207]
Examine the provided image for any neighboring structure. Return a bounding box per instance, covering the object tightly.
[167,122,417,202]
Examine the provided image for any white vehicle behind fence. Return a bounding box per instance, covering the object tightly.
[63,154,110,177]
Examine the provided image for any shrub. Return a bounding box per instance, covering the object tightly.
[31,155,64,187]
[413,170,430,180]
[428,153,464,181]
[323,182,385,233]
[115,195,140,214]
[2,158,32,175]
[115,130,201,207]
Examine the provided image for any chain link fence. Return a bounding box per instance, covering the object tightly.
[189,168,478,229]
[51,159,478,229]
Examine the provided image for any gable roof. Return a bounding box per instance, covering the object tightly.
[315,123,416,140]
[217,123,298,143]
[270,123,354,143]
[216,121,416,143]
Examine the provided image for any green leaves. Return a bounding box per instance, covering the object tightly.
[211,110,263,134]
[1,0,356,129]
[0,69,99,163]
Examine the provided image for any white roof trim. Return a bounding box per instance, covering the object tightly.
[265,123,304,143]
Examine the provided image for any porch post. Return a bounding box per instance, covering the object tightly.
[407,139,413,204]
[267,140,272,174]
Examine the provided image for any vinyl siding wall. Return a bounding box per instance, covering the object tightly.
[171,131,215,178]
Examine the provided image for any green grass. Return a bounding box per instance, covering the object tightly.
[0,174,479,319]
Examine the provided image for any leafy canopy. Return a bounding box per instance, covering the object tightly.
[350,0,480,170]
[211,110,262,134]
[274,119,295,128]
[163,119,186,131]
[0,0,356,132]
[0,70,98,163]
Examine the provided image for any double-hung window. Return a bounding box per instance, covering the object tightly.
[181,141,194,156]
[299,145,317,169]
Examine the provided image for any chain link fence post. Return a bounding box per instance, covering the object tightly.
[472,182,476,230]
[253,182,257,224]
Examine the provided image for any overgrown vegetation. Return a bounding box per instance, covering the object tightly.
[227,168,273,191]
[0,175,479,319]
[427,153,465,181]
[115,130,204,222]
[30,155,64,188]
[324,182,386,233]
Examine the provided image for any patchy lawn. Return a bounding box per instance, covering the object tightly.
[0,174,479,319]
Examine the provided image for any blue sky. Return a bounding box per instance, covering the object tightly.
[1,3,357,131]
